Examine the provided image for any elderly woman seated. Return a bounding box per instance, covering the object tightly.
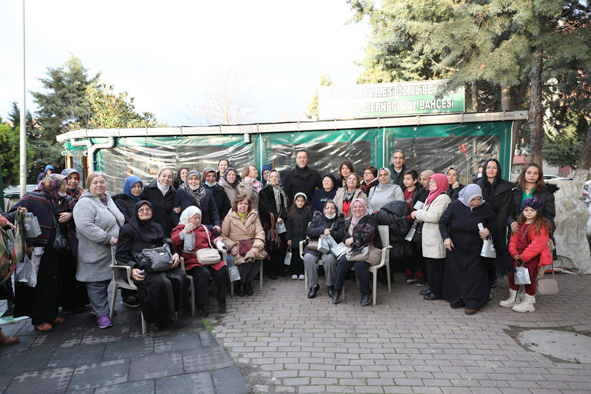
[172,206,230,317]
[331,198,383,307]
[221,194,267,297]
[116,200,191,330]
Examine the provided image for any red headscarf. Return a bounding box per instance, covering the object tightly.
[424,174,449,206]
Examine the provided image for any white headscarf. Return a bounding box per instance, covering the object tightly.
[179,206,202,225]
[458,184,484,211]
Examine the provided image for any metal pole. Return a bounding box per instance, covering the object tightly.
[19,0,27,197]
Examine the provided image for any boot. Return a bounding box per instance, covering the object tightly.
[512,293,536,313]
[237,284,245,297]
[308,285,319,299]
[499,288,519,308]
[245,282,254,296]
[332,289,341,304]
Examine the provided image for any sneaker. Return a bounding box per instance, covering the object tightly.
[97,314,112,329]
[121,295,140,308]
[291,275,298,280]
[406,277,417,284]
[298,274,305,280]
[415,278,427,287]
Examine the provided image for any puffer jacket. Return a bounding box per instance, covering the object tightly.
[415,193,451,259]
[509,223,552,267]
[333,188,368,218]
[286,205,313,244]
[376,201,411,260]
[304,211,346,257]
[237,178,260,209]
[219,177,238,206]
[221,209,267,265]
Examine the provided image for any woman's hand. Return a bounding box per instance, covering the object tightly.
[323,228,331,236]
[132,268,145,281]
[287,240,292,246]
[479,228,490,239]
[172,253,180,268]
[183,224,194,235]
[231,246,239,256]
[173,206,181,213]
[213,225,221,234]
[109,237,118,246]
[452,181,460,189]
[345,237,354,246]
[214,236,222,244]
[510,221,519,234]
[513,254,520,260]
[444,238,454,251]
[410,211,417,219]
[277,218,283,224]
[58,212,73,223]
[251,247,260,256]
[18,207,27,214]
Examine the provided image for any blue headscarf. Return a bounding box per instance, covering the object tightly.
[122,176,143,201]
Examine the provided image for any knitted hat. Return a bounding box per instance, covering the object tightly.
[520,197,543,214]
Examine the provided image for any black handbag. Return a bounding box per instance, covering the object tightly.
[265,213,281,253]
[135,243,174,272]
[52,215,72,255]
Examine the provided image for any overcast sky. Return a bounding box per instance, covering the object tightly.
[0,0,370,126]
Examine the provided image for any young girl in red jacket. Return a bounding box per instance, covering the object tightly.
[501,197,552,313]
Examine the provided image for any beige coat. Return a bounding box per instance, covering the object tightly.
[221,209,267,265]
[236,178,260,209]
[219,177,238,205]
[333,188,368,218]
[415,193,451,259]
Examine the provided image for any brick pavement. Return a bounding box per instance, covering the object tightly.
[206,272,591,394]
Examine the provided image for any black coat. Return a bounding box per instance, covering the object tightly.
[258,187,287,229]
[284,166,322,203]
[112,193,138,224]
[376,201,411,259]
[447,183,465,201]
[311,188,337,213]
[171,188,221,229]
[389,164,407,190]
[476,178,514,277]
[305,211,347,257]
[115,223,176,269]
[140,180,177,236]
[205,183,231,221]
[508,183,558,232]
[439,200,494,310]
[410,184,429,209]
[344,215,383,249]
[286,205,313,243]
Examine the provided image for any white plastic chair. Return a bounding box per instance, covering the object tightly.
[179,255,197,317]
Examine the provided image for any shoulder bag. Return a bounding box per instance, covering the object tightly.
[265,213,281,253]
[195,225,222,265]
[537,258,559,295]
[52,214,72,255]
[136,243,174,272]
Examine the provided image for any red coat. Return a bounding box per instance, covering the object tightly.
[509,223,552,267]
[171,224,225,271]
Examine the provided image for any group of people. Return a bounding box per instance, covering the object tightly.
[0,148,557,345]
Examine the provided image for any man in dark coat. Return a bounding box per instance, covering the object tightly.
[283,150,322,203]
[389,150,407,190]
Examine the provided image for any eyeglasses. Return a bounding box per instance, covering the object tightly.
[138,208,152,213]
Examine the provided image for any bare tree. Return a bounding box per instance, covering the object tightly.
[192,69,253,125]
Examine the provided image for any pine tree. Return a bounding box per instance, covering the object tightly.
[6,101,33,130]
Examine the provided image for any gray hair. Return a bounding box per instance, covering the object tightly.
[392,149,405,159]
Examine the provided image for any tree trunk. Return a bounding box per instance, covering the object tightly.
[501,82,511,111]
[528,51,544,166]
[471,82,479,112]
[572,122,591,184]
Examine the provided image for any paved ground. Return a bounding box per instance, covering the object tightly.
[207,272,591,394]
[0,290,252,393]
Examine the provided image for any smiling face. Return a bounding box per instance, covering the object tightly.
[89,176,107,198]
[188,175,200,188]
[346,174,358,190]
[205,171,216,184]
[130,182,142,197]
[486,161,498,179]
[269,171,280,186]
[58,182,67,195]
[226,170,236,184]
[351,200,365,218]
[188,212,201,227]
[67,173,79,190]
[378,169,389,185]
[341,164,352,179]
[138,203,152,221]
[237,198,249,214]
[429,179,437,192]
[158,170,173,187]
[294,196,306,208]
[248,166,258,178]
[446,169,458,185]
[218,160,229,173]
[324,201,336,216]
[180,168,189,182]
[392,152,404,170]
[419,174,429,189]
[322,177,334,191]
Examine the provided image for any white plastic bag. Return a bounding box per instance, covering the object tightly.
[16,246,43,288]
[284,246,292,265]
[184,231,195,251]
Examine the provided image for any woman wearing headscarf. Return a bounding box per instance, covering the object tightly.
[368,167,404,213]
[172,170,221,235]
[172,206,229,317]
[411,174,451,301]
[12,174,78,331]
[74,172,125,329]
[331,199,383,306]
[237,164,262,208]
[439,184,494,315]
[475,158,514,292]
[261,164,273,187]
[219,168,240,206]
[112,176,144,223]
[140,168,178,236]
[61,168,84,202]
[304,200,347,298]
[203,167,232,221]
[311,174,337,213]
[116,200,190,330]
[258,169,289,279]
[419,170,434,191]
[333,173,368,218]
[445,166,464,201]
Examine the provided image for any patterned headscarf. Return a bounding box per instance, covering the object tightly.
[265,169,288,216]
[183,170,207,206]
[39,173,66,202]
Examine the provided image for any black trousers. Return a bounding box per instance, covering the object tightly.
[334,255,371,295]
[424,257,445,297]
[186,265,230,304]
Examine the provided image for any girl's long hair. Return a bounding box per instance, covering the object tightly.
[516,163,547,193]
[516,210,552,237]
[287,197,311,221]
